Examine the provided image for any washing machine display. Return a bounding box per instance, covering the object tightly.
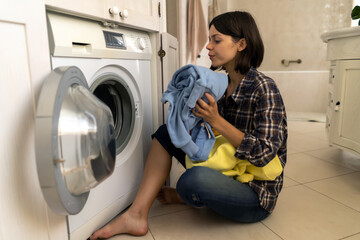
[103,31,126,49]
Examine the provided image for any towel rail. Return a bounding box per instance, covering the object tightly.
[281,59,302,67]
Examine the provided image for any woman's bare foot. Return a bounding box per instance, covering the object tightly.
[89,210,148,240]
[157,186,184,204]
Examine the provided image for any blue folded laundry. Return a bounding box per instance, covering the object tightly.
[161,64,228,160]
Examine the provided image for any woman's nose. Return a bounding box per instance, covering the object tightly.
[206,42,212,50]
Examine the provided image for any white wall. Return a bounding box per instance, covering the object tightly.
[225,0,353,116]
[168,0,355,116]
[227,0,352,72]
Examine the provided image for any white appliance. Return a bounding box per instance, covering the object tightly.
[35,11,153,239]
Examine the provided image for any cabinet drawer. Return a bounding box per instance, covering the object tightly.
[327,35,360,60]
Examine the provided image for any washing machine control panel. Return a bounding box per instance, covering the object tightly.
[47,11,152,60]
[102,28,151,55]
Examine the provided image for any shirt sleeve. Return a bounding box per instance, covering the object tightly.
[235,80,286,167]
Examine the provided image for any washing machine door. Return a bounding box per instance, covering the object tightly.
[35,66,116,215]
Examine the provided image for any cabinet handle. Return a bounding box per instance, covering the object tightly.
[120,9,129,18]
[109,6,119,15]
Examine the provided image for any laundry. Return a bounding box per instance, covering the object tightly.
[161,64,228,161]
[188,121,216,161]
[185,135,283,183]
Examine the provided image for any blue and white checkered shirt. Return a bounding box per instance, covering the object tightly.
[217,67,288,213]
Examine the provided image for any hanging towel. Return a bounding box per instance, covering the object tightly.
[186,135,283,183]
[187,0,208,64]
[208,0,220,23]
[161,64,228,161]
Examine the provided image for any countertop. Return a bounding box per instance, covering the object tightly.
[321,26,360,42]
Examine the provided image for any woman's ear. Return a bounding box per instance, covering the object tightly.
[237,38,247,52]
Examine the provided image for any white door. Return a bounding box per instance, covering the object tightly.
[0,0,68,239]
[161,32,179,123]
[160,32,182,187]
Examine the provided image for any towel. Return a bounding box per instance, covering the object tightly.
[161,64,227,160]
[208,0,220,23]
[187,0,208,64]
[186,135,283,183]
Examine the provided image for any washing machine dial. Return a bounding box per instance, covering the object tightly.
[137,37,146,50]
[109,6,119,15]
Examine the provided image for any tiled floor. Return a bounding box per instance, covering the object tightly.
[108,120,360,240]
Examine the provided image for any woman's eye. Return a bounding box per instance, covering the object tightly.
[214,40,220,44]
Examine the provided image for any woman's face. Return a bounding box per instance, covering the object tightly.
[206,25,242,70]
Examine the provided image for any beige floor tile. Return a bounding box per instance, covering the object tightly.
[283,176,300,188]
[262,185,360,240]
[306,147,360,171]
[285,152,354,183]
[306,172,360,212]
[288,121,325,135]
[287,112,326,123]
[287,146,301,155]
[341,233,360,240]
[302,129,329,142]
[287,134,330,152]
[148,208,282,240]
[149,200,191,218]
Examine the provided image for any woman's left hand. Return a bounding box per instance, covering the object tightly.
[192,92,220,125]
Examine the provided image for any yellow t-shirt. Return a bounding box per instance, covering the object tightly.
[185,135,283,183]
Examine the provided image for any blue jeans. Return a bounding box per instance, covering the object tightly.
[152,124,270,223]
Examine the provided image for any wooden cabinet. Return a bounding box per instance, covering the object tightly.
[0,0,67,239]
[330,60,360,155]
[322,27,360,157]
[113,0,161,31]
[45,0,164,31]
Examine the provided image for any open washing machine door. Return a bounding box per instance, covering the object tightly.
[35,66,116,215]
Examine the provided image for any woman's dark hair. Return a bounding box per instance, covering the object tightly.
[209,11,264,74]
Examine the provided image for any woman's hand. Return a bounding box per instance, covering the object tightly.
[193,92,245,148]
[192,92,220,126]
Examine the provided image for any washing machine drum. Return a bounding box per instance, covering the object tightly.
[35,66,116,215]
[90,74,135,155]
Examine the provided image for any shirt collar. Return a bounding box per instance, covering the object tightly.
[227,67,257,105]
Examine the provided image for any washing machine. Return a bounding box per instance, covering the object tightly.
[35,11,153,239]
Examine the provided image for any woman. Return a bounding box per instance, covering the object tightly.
[90,11,287,239]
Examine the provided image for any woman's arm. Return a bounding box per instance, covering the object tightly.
[194,87,286,168]
[193,92,245,148]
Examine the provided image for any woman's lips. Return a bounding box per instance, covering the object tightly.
[209,54,215,60]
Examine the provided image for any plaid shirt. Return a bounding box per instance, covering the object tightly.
[218,67,287,213]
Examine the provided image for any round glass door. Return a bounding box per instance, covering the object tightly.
[35,66,116,215]
[58,84,115,195]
